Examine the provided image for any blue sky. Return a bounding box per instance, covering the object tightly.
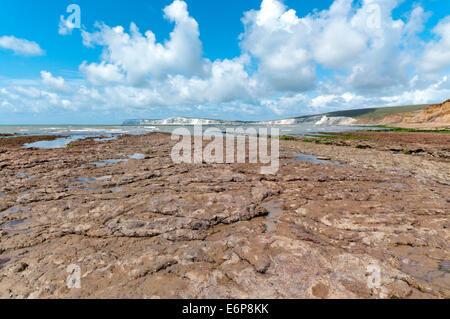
[0,0,449,124]
[0,1,336,74]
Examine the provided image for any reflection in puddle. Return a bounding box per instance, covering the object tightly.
[87,154,145,167]
[296,153,344,166]
[69,176,112,184]
[0,206,31,216]
[0,258,11,269]
[0,217,34,236]
[96,175,112,181]
[75,177,96,183]
[6,228,34,235]
[23,136,82,149]
[128,153,146,160]
[94,136,118,142]
[377,182,406,189]
[439,261,450,273]
[400,258,449,287]
[0,194,4,198]
[1,218,32,229]
[68,175,113,191]
[17,172,35,179]
[394,247,450,290]
[262,201,284,232]
[89,159,128,167]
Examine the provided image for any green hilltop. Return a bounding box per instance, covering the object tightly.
[323,104,429,120]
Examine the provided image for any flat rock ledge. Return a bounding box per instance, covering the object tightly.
[0,133,448,299]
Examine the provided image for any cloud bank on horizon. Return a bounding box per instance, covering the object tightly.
[1,0,450,124]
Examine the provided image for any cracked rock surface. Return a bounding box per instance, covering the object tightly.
[0,133,448,298]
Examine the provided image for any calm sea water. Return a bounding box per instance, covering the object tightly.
[0,124,374,149]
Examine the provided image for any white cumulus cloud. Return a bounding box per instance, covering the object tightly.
[80,62,124,86]
[421,17,450,73]
[40,71,67,92]
[0,36,44,56]
[240,0,316,92]
[81,0,207,85]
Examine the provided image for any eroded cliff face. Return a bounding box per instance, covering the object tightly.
[408,100,450,124]
[0,132,449,299]
[357,99,450,128]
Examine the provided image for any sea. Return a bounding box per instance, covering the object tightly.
[0,123,377,149]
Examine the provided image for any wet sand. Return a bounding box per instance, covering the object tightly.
[0,132,448,298]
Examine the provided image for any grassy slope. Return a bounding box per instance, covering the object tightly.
[322,104,429,120]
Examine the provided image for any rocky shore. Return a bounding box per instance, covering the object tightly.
[0,131,448,299]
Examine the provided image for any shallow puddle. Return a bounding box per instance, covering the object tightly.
[17,172,35,179]
[96,175,112,181]
[377,182,406,189]
[0,218,34,236]
[0,258,11,269]
[87,154,145,167]
[439,261,450,273]
[75,177,96,183]
[0,193,4,198]
[1,218,32,229]
[261,201,284,232]
[23,136,82,149]
[128,153,146,160]
[5,228,34,236]
[89,159,129,167]
[68,175,113,191]
[69,176,111,184]
[296,153,344,166]
[394,247,450,290]
[94,136,118,142]
[0,206,31,216]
